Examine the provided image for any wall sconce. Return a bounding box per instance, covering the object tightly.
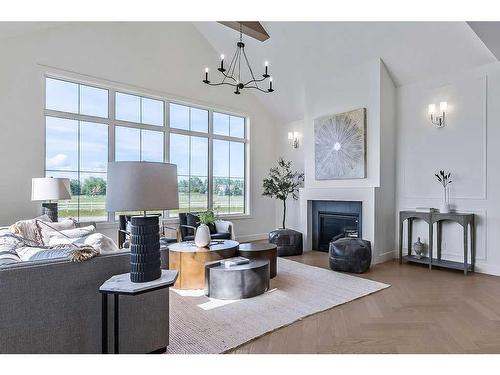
[288,131,300,148]
[428,101,447,128]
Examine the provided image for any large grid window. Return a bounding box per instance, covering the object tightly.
[44,76,248,222]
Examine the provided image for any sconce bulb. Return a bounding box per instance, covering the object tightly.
[265,61,269,67]
[288,132,294,140]
[440,101,448,112]
[205,67,209,73]
[270,76,273,82]
[428,104,436,115]
[220,54,225,60]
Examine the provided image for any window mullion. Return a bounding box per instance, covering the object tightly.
[208,109,214,211]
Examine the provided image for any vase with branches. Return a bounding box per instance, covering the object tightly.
[262,158,304,229]
[435,170,452,213]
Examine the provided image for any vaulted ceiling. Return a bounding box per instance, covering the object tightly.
[194,22,497,123]
[0,22,497,125]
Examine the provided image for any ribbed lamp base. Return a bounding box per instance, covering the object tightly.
[130,215,161,283]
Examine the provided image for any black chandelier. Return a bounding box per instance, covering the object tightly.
[203,28,274,95]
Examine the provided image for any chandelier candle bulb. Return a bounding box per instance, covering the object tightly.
[264,61,269,77]
[204,67,209,83]
[220,54,225,71]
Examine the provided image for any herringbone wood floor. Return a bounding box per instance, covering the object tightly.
[230,250,500,354]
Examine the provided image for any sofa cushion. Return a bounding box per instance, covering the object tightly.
[47,225,96,244]
[27,247,74,261]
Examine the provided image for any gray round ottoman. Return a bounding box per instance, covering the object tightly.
[329,238,372,273]
[204,258,270,300]
[269,229,303,257]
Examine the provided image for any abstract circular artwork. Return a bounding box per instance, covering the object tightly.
[314,108,366,179]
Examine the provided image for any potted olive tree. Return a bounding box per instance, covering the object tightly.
[262,158,304,256]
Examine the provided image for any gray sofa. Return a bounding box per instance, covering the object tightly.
[0,250,170,353]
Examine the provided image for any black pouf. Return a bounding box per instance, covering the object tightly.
[269,229,303,257]
[328,238,372,273]
[130,215,161,283]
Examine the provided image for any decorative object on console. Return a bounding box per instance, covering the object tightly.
[428,101,447,127]
[413,237,425,259]
[435,170,452,213]
[328,237,372,274]
[415,207,438,213]
[203,22,274,95]
[288,131,300,148]
[262,157,304,229]
[31,177,71,222]
[106,161,179,283]
[314,108,367,180]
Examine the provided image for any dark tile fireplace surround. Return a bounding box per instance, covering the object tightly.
[311,200,362,252]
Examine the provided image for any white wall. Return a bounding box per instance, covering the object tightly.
[374,62,397,263]
[396,62,500,275]
[0,22,278,242]
[273,119,304,230]
[275,59,397,263]
[303,59,381,189]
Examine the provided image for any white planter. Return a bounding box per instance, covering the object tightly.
[194,224,211,247]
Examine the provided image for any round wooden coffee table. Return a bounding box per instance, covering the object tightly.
[238,242,278,278]
[168,240,239,289]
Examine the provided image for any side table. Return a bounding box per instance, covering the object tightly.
[99,270,178,354]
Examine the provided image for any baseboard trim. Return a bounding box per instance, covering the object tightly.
[376,250,396,264]
[236,233,268,243]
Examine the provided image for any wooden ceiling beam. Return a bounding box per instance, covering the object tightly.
[218,22,270,42]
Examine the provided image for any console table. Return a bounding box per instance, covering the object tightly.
[399,211,475,275]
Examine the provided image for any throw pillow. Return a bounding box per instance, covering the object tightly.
[9,214,51,245]
[215,220,231,234]
[83,233,118,254]
[37,218,76,246]
[47,225,96,245]
[0,230,24,266]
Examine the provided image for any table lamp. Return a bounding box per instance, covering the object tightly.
[106,161,179,283]
[31,177,71,222]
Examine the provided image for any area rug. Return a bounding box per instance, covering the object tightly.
[168,257,390,354]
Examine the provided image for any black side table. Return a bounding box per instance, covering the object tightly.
[99,270,178,354]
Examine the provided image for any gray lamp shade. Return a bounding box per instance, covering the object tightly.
[106,161,179,212]
[31,177,71,201]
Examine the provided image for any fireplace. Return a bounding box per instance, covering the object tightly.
[311,201,362,252]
